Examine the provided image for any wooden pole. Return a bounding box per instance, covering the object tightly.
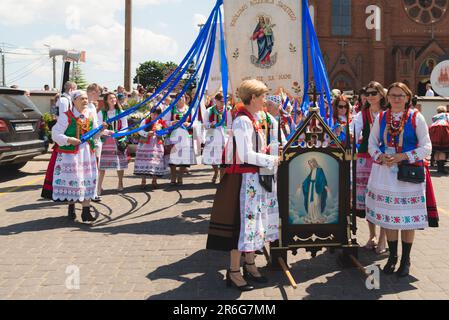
[349,255,369,278]
[125,0,132,92]
[52,56,57,90]
[278,257,298,289]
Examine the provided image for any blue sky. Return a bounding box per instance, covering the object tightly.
[0,0,215,90]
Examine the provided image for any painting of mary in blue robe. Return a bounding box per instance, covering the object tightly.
[302,159,328,224]
[251,16,274,65]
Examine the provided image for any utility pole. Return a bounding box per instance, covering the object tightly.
[52,56,56,90]
[0,48,5,87]
[125,0,132,92]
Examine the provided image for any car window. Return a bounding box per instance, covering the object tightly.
[0,94,38,113]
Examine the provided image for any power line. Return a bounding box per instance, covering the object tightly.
[7,59,49,84]
[8,59,48,83]
[6,57,47,78]
[2,51,47,56]
[0,42,47,53]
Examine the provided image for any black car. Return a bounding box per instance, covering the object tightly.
[0,87,47,171]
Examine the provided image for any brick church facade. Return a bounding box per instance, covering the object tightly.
[308,0,449,95]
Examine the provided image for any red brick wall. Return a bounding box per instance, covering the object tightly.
[308,0,449,94]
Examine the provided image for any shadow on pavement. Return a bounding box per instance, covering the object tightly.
[146,250,245,300]
[286,248,419,300]
[0,216,78,235]
[0,184,43,194]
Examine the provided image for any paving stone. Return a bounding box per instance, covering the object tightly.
[0,156,448,300]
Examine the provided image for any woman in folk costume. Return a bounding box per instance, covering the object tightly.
[353,81,388,254]
[429,106,449,174]
[51,91,105,223]
[134,107,169,189]
[41,82,77,200]
[207,80,281,292]
[97,93,129,195]
[366,82,432,277]
[164,93,198,185]
[203,93,233,184]
[332,94,353,144]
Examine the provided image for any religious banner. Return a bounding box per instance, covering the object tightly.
[223,0,304,97]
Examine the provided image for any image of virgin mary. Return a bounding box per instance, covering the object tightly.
[251,15,275,67]
[302,158,329,224]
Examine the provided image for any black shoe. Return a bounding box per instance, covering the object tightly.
[81,207,96,223]
[243,263,268,284]
[396,259,411,278]
[383,256,398,275]
[226,270,254,292]
[68,204,76,221]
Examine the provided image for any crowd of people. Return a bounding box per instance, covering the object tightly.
[39,77,447,291]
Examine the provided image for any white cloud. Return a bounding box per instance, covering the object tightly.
[1,0,189,89]
[0,0,182,27]
[193,13,207,31]
[33,22,178,82]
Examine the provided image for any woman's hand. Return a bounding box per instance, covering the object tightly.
[68,137,81,146]
[183,122,190,127]
[385,153,408,166]
[378,154,391,165]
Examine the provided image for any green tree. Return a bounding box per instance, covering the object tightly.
[134,61,178,90]
[70,63,88,90]
[134,60,199,92]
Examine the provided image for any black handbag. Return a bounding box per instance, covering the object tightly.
[259,175,274,193]
[397,164,425,184]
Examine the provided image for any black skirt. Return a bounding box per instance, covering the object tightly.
[206,174,242,252]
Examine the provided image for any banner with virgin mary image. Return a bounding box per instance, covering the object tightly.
[223,0,304,97]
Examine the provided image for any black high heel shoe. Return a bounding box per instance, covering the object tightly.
[81,207,96,223]
[243,263,268,284]
[68,204,76,221]
[396,258,411,278]
[226,270,254,292]
[383,256,398,275]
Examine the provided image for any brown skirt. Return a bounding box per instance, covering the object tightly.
[206,174,242,252]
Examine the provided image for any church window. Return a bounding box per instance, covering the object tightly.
[332,0,352,36]
[403,0,448,24]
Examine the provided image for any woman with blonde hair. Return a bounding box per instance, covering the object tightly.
[207,79,281,292]
[366,82,432,277]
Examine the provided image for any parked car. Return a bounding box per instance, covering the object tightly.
[0,87,47,171]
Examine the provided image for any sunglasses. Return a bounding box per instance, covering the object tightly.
[337,104,348,109]
[365,91,379,97]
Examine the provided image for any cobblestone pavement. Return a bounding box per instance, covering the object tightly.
[0,153,448,300]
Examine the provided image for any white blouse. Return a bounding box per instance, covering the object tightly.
[52,107,100,147]
[368,111,432,163]
[231,116,278,170]
[97,110,129,136]
[352,110,379,143]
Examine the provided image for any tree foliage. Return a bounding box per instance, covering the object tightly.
[134,60,197,92]
[70,63,88,90]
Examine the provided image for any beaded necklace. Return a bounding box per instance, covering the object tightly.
[386,109,408,139]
